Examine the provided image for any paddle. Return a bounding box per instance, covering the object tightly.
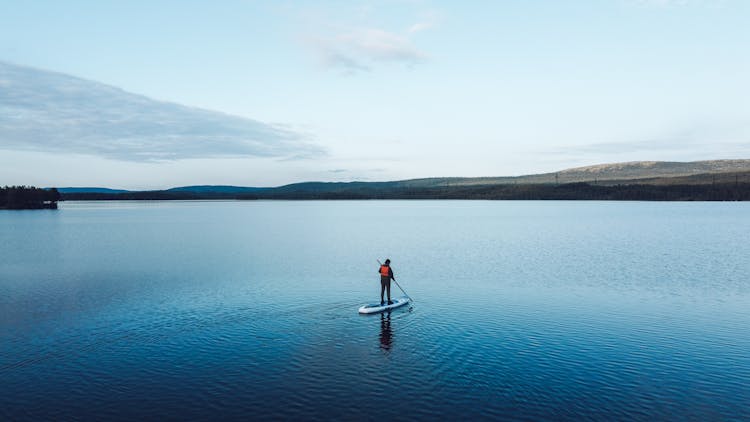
[377,259,413,304]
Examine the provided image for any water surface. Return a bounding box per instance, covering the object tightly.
[1,200,749,420]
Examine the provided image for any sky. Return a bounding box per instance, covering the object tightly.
[0,0,748,189]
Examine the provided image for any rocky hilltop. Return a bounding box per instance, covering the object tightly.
[393,159,750,187]
[555,160,750,183]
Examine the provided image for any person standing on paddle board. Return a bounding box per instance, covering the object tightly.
[379,259,395,305]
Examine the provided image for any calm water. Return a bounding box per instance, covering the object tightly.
[1,200,749,421]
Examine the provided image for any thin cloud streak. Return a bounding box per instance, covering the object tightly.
[309,27,428,73]
[545,136,750,165]
[549,122,750,156]
[552,138,699,155]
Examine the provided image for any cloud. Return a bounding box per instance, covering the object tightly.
[321,51,372,73]
[554,138,694,155]
[295,2,441,73]
[546,127,750,161]
[408,9,441,33]
[407,22,432,34]
[310,27,428,73]
[0,61,325,161]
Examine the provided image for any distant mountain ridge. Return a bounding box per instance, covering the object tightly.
[557,160,750,181]
[56,187,129,194]
[56,159,750,194]
[166,186,268,193]
[394,159,750,187]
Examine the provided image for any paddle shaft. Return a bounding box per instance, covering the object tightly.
[377,260,413,302]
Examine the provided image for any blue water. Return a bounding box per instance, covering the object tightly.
[1,200,749,421]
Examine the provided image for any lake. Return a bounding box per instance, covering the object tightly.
[1,200,749,421]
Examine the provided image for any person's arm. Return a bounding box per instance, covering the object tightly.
[389,267,395,281]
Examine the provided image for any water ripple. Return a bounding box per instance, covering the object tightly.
[2,201,750,420]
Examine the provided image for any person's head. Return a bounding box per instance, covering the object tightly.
[384,259,390,265]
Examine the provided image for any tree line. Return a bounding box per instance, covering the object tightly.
[1,186,60,209]
[59,182,750,201]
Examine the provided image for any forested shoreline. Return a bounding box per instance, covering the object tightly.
[0,186,60,209]
[6,180,750,208]
[59,182,750,201]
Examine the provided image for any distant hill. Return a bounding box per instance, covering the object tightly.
[60,185,269,194]
[555,160,750,183]
[167,185,269,193]
[384,159,750,187]
[579,170,750,186]
[56,159,750,201]
[57,187,130,194]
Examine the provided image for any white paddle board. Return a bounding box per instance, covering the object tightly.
[358,296,410,314]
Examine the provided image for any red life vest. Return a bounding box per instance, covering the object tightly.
[380,265,390,277]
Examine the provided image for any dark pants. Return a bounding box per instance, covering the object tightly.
[380,276,391,303]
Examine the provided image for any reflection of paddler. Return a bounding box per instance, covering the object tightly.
[378,259,395,305]
[380,312,392,351]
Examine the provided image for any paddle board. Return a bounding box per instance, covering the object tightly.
[358,296,410,314]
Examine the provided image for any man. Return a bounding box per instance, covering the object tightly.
[379,259,395,305]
